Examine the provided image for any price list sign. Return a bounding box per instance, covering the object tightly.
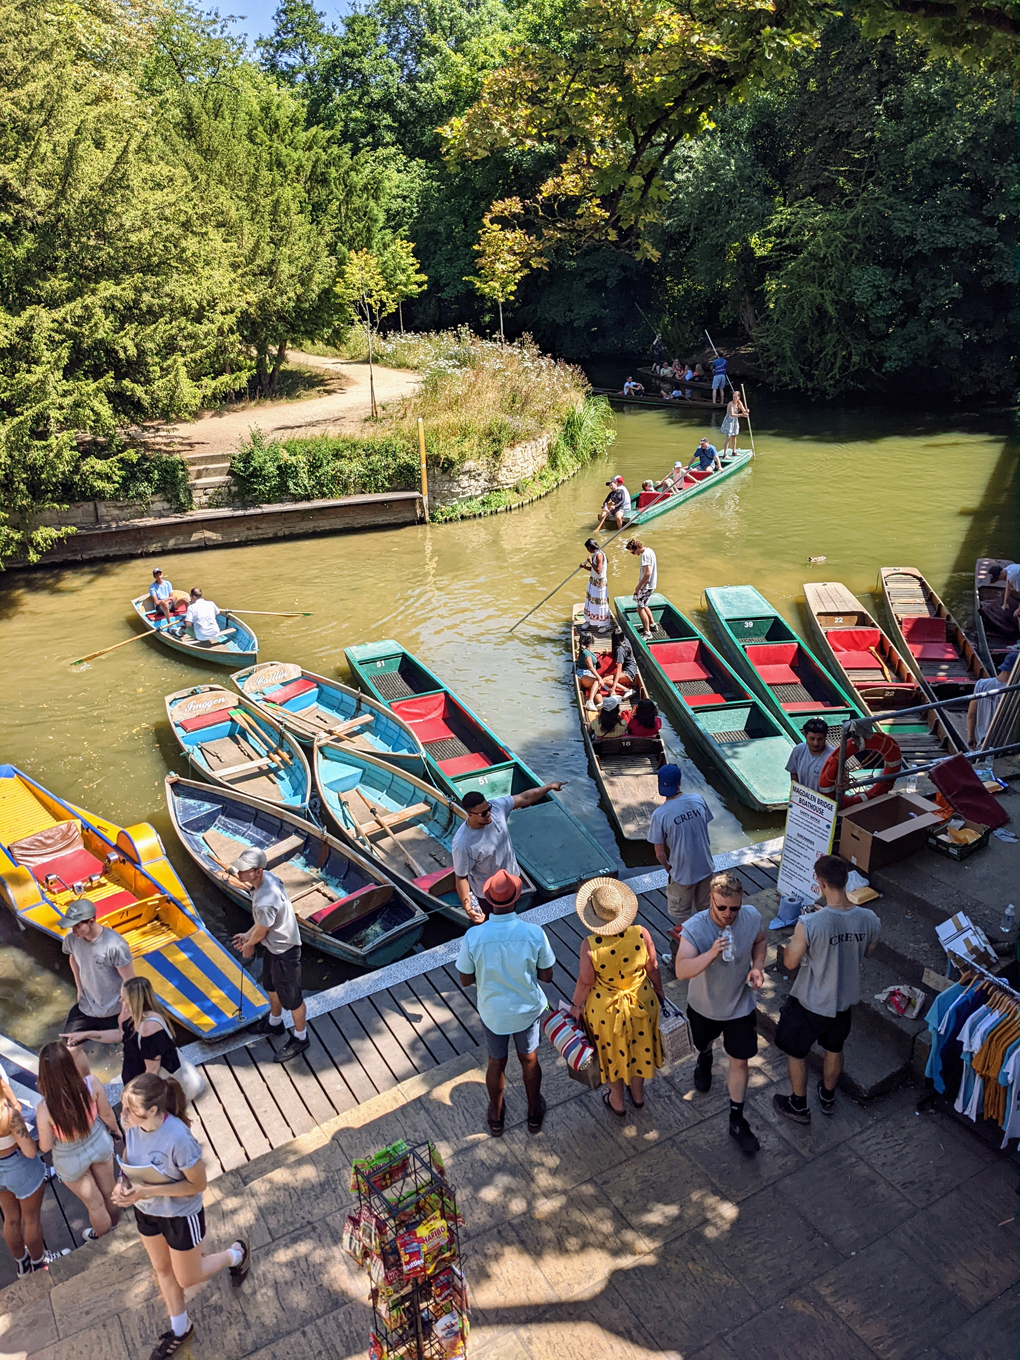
[776,781,837,902]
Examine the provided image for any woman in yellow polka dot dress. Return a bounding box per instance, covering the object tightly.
[570,879,665,1115]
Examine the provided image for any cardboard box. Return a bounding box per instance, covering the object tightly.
[935,913,997,971]
[838,791,944,873]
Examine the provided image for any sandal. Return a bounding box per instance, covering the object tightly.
[627,1088,645,1110]
[228,1237,251,1289]
[602,1089,626,1118]
[527,1096,547,1134]
[487,1100,506,1137]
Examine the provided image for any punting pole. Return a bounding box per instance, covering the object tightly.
[704,328,735,396]
[509,517,638,634]
[418,417,429,521]
[742,385,757,458]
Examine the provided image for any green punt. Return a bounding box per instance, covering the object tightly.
[613,594,795,811]
[624,450,752,526]
[703,585,862,743]
[344,640,617,896]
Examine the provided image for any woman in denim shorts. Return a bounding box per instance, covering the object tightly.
[0,1071,69,1274]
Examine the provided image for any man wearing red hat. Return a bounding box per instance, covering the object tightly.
[457,871,555,1137]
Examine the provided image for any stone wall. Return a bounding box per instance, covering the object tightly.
[21,497,176,530]
[429,431,554,505]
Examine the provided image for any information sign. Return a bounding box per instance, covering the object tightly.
[776,781,837,903]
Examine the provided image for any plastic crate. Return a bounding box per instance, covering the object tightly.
[927,819,991,861]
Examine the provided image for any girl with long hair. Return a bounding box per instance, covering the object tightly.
[0,1070,68,1273]
[627,698,662,738]
[121,977,181,1087]
[36,1041,121,1241]
[112,1073,250,1359]
[581,538,610,632]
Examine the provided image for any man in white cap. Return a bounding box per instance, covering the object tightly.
[229,848,308,1063]
[58,898,134,1054]
[647,764,714,924]
[457,871,554,1136]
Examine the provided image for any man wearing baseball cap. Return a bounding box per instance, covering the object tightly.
[148,567,175,624]
[229,848,308,1063]
[457,871,555,1137]
[59,899,134,1053]
[647,764,714,924]
[596,476,631,532]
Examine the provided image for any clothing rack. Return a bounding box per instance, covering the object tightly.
[948,953,1020,1003]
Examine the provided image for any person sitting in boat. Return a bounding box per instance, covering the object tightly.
[635,480,661,510]
[658,461,686,494]
[784,718,832,792]
[668,383,688,401]
[627,698,662,738]
[693,363,706,380]
[688,439,722,473]
[148,568,176,624]
[990,563,1020,621]
[609,627,638,698]
[575,630,605,713]
[597,476,631,531]
[622,377,645,398]
[589,695,630,739]
[181,588,224,647]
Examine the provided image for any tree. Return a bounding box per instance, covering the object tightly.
[465,201,547,339]
[378,238,428,331]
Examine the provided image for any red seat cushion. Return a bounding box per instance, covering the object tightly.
[829,628,882,654]
[146,599,187,620]
[94,890,138,917]
[684,692,725,707]
[782,701,831,712]
[913,643,958,662]
[636,491,662,509]
[836,651,883,671]
[177,707,235,733]
[31,848,105,885]
[596,654,616,676]
[308,884,393,931]
[900,616,945,643]
[412,867,456,894]
[744,644,798,666]
[390,694,447,724]
[650,641,701,665]
[263,677,316,704]
[437,752,492,776]
[757,664,799,686]
[662,661,712,682]
[416,718,456,744]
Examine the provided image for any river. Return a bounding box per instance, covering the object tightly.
[0,389,1014,1049]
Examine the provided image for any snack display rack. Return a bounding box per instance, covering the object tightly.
[343,1140,469,1359]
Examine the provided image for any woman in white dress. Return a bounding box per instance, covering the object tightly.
[721,391,749,456]
[581,537,610,632]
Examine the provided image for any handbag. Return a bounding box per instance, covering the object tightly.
[658,996,694,1066]
[542,1005,601,1089]
[146,1014,208,1102]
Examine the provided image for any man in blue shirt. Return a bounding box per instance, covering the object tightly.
[689,439,722,473]
[148,567,175,624]
[711,354,729,404]
[457,870,555,1136]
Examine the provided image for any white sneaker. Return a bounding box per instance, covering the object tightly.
[32,1248,71,1271]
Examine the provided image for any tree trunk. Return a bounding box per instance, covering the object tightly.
[399,300,404,335]
[265,340,288,396]
[498,299,504,342]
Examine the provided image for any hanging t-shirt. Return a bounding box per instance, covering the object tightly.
[971,677,1005,745]
[785,742,833,792]
[647,794,713,885]
[790,904,881,1016]
[681,905,762,1021]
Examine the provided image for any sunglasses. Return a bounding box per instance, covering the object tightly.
[714,902,742,913]
[473,805,492,818]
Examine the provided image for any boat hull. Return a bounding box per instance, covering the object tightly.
[624,450,752,525]
[973,559,1017,675]
[131,596,259,665]
[613,595,794,811]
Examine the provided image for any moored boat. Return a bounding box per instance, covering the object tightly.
[570,605,664,841]
[591,386,719,411]
[313,741,538,928]
[231,661,426,776]
[0,767,268,1038]
[613,594,795,811]
[973,559,1018,675]
[623,450,752,526]
[879,567,989,748]
[165,775,427,969]
[165,684,313,818]
[130,595,258,666]
[803,582,960,764]
[344,640,618,895]
[704,585,861,743]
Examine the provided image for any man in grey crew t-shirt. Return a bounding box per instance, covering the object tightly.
[675,871,767,1156]
[773,853,880,1126]
[648,764,714,923]
[231,847,308,1064]
[784,717,833,793]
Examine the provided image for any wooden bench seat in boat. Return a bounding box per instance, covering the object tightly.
[357,801,432,836]
[306,883,393,932]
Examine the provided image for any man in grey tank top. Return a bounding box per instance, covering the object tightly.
[773,854,880,1124]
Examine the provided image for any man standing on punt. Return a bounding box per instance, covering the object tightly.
[452,784,566,922]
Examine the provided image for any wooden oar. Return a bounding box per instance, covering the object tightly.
[226,610,313,618]
[367,802,426,877]
[229,708,293,768]
[70,631,157,666]
[869,646,896,683]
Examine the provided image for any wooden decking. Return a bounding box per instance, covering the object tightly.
[185,850,783,1176]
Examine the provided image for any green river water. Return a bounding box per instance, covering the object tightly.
[0,390,1015,1049]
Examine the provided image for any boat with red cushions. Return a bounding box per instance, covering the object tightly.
[879,567,989,749]
[613,594,795,811]
[704,585,861,744]
[165,684,313,818]
[343,640,617,896]
[804,581,961,764]
[165,774,427,968]
[230,660,426,777]
[624,449,752,525]
[0,767,269,1038]
[131,595,258,665]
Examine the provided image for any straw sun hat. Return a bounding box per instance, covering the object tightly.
[575,878,640,936]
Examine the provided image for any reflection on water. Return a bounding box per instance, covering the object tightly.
[0,393,1013,1047]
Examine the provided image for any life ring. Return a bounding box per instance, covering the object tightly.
[818,732,902,806]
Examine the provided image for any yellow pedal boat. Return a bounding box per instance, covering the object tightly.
[0,766,268,1039]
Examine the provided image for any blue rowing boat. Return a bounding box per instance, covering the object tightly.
[131,595,258,665]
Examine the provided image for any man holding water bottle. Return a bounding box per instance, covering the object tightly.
[674,871,767,1155]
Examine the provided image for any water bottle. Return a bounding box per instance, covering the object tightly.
[721,926,734,962]
[1000,904,1016,936]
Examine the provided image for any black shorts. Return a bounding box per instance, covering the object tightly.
[135,1207,206,1252]
[687,1005,758,1060]
[775,995,853,1059]
[259,944,303,1011]
[63,1003,120,1035]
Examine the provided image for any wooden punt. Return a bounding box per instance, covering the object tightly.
[613,594,795,811]
[166,775,427,969]
[231,661,426,777]
[623,450,752,526]
[0,767,269,1038]
[165,685,313,819]
[879,567,990,749]
[637,367,716,392]
[130,595,258,665]
[803,581,961,764]
[704,585,861,744]
[570,605,664,841]
[973,558,1018,675]
[313,741,537,928]
[590,386,720,410]
[344,640,617,895]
